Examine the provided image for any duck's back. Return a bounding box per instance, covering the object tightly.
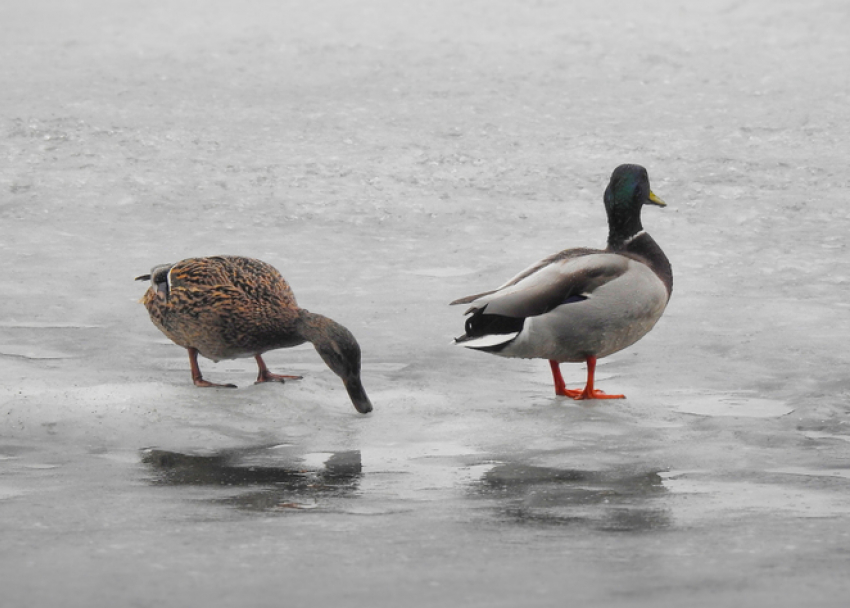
[170,256,297,307]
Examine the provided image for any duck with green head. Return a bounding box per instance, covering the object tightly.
[451,164,672,399]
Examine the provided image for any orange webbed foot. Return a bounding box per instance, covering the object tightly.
[569,388,625,400]
[551,356,625,400]
[555,387,624,400]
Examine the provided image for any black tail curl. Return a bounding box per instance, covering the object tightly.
[462,308,525,339]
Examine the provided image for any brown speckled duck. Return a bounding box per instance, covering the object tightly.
[136,255,372,414]
[451,164,672,400]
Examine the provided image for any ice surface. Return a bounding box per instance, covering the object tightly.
[2,0,850,606]
[664,390,795,418]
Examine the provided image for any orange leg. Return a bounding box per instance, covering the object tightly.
[188,348,236,388]
[549,357,624,400]
[549,360,569,396]
[254,355,303,384]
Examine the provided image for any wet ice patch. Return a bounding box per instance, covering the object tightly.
[0,486,26,500]
[360,442,490,502]
[2,382,216,447]
[801,431,850,443]
[661,471,850,521]
[0,321,102,359]
[93,450,146,465]
[767,467,850,480]
[664,390,793,418]
[0,345,75,359]
[300,452,335,469]
[0,322,101,329]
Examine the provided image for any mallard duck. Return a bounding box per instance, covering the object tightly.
[136,255,372,414]
[451,164,672,400]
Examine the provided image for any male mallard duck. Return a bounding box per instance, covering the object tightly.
[451,164,672,400]
[136,255,372,414]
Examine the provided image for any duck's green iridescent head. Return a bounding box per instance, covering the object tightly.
[603,164,665,247]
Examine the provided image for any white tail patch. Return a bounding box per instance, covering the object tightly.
[456,332,519,350]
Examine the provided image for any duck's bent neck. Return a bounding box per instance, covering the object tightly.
[295,309,373,414]
[295,309,334,343]
[295,310,363,372]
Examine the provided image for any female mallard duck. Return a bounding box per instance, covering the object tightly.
[136,255,372,414]
[451,164,672,400]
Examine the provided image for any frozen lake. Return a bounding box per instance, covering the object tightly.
[2,0,850,606]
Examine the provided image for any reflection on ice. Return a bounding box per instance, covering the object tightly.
[142,446,362,512]
[471,463,670,532]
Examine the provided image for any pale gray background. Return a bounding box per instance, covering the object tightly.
[2,1,849,606]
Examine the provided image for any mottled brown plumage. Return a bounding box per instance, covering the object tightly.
[136,255,372,414]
